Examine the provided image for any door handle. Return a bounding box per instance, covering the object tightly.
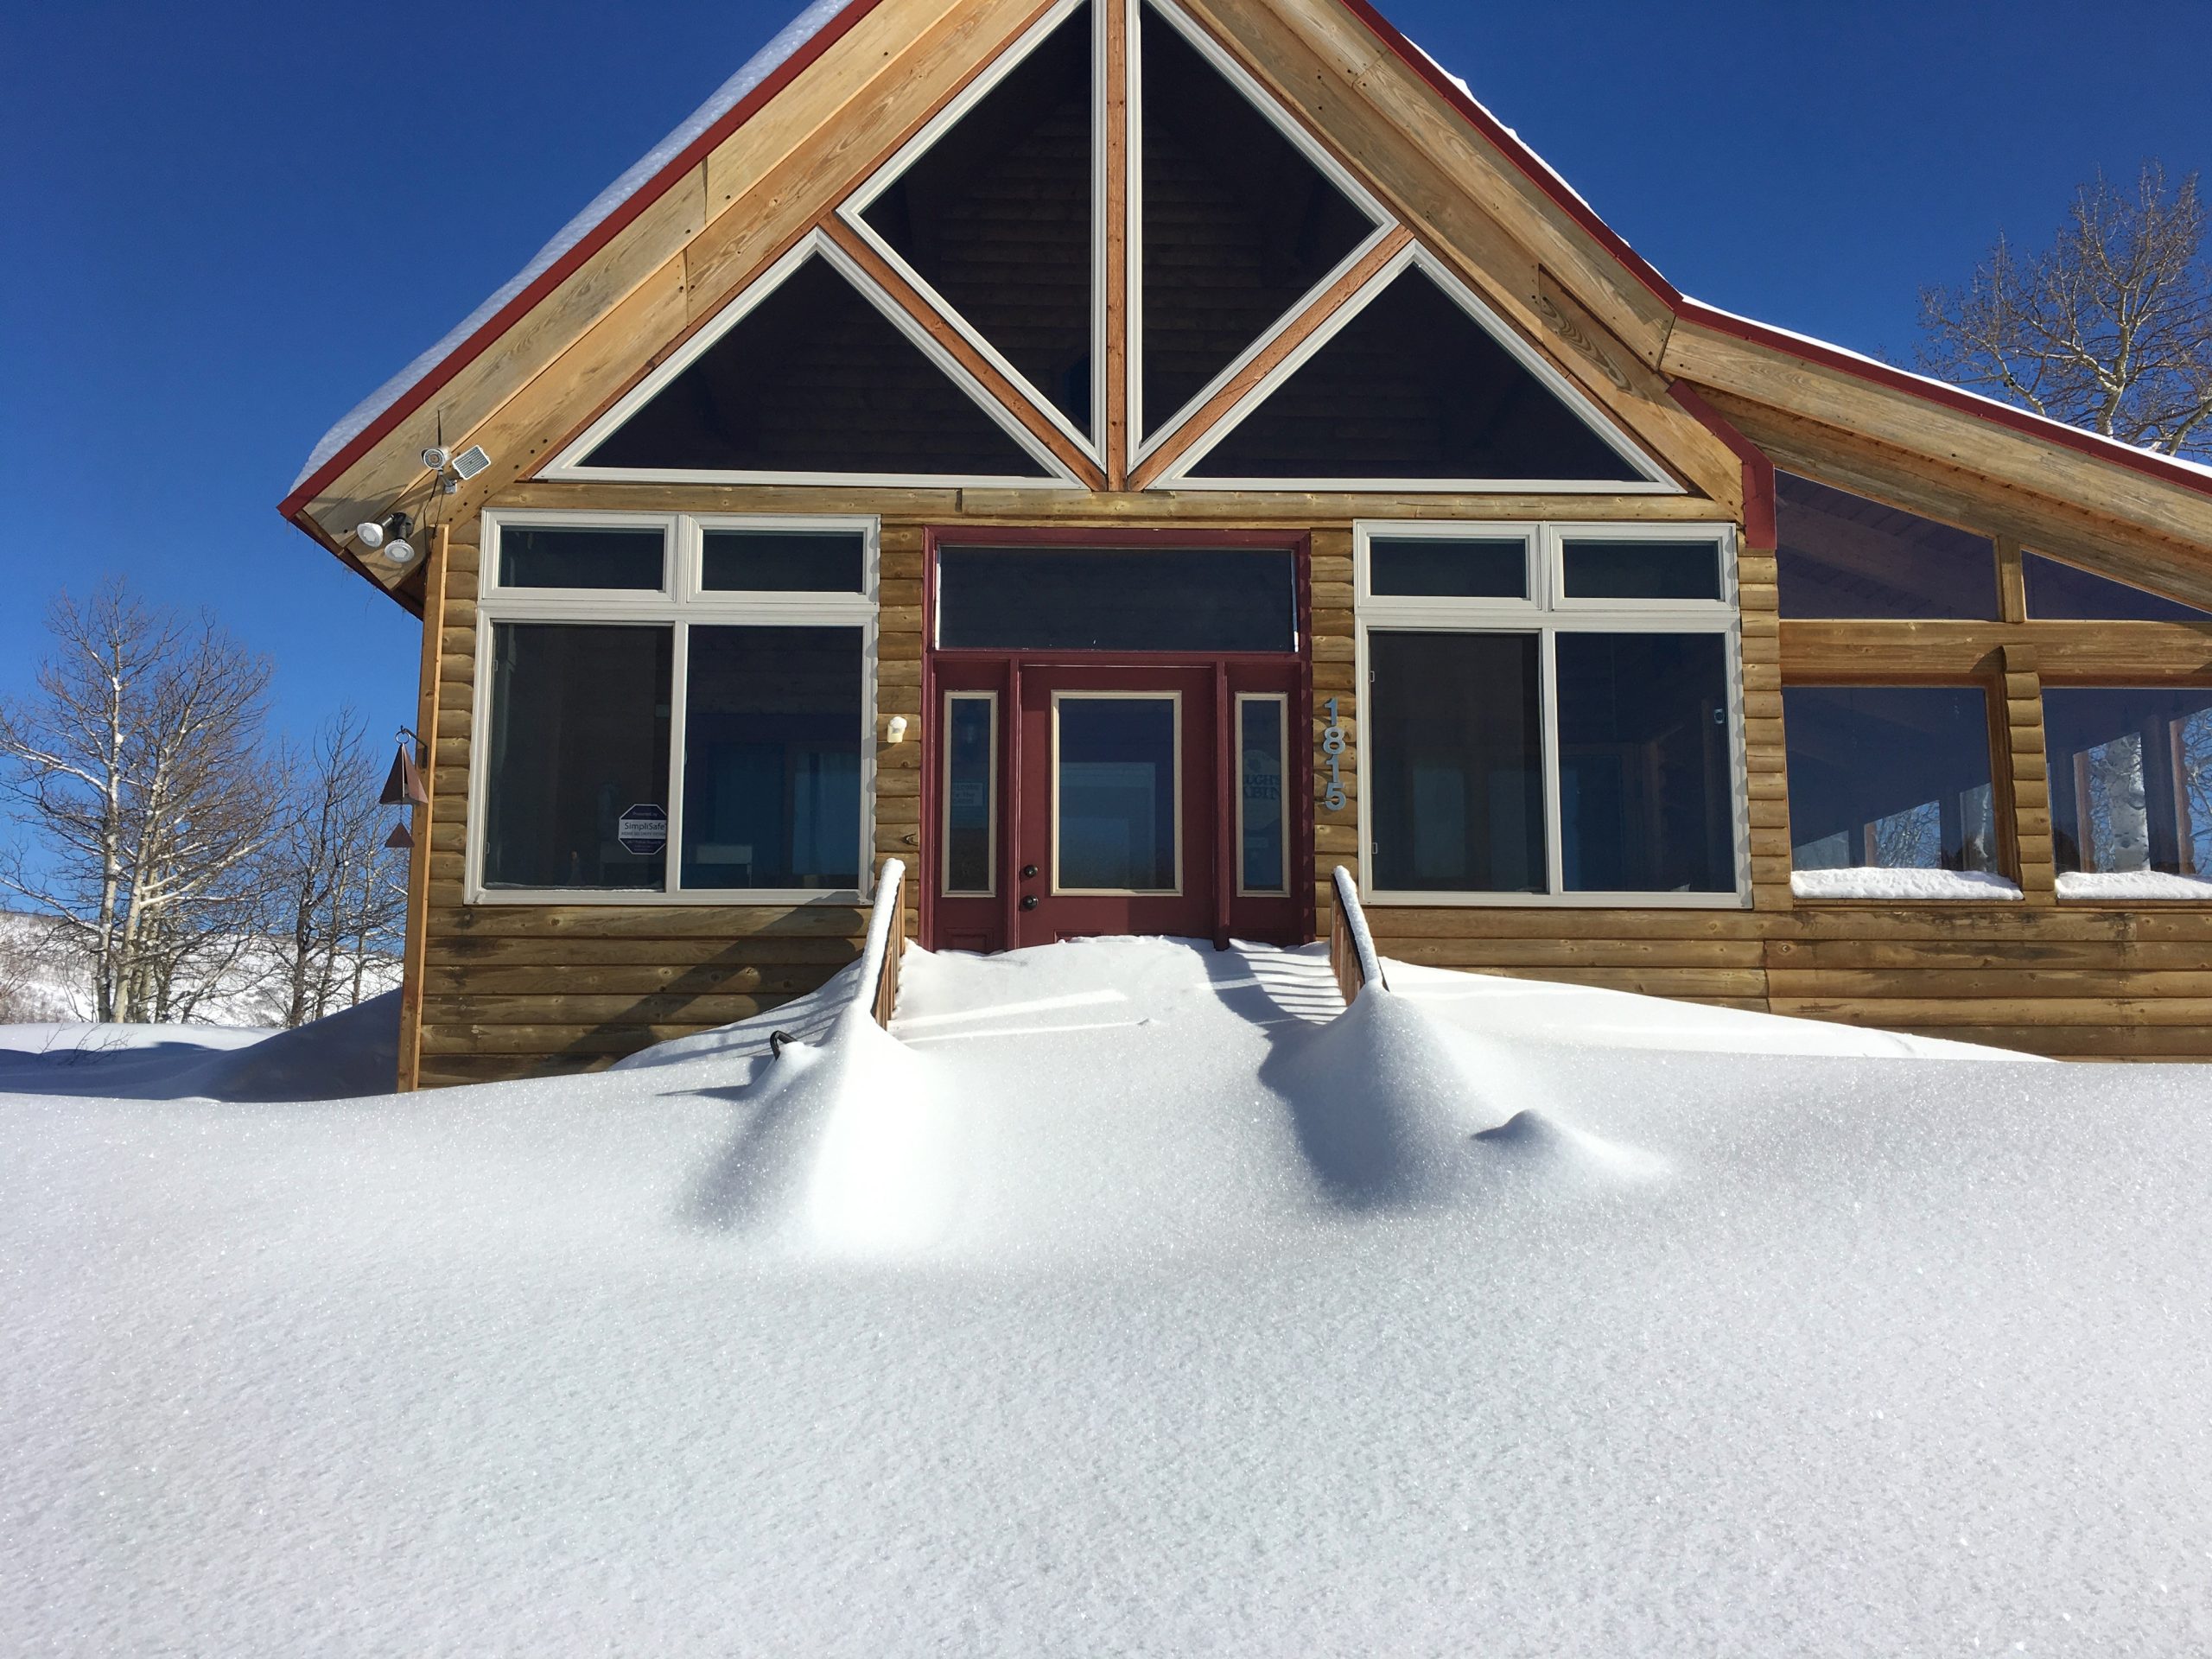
[1021,865,1039,880]
[1020,895,1039,911]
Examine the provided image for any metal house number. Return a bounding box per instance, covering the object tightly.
[1321,697,1347,812]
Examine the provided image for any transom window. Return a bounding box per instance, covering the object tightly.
[1355,521,1744,906]
[471,512,878,904]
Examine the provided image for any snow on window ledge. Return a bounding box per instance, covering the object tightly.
[1790,868,2024,902]
[2056,870,2212,902]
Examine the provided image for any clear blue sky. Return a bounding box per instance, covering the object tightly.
[4,0,2207,741]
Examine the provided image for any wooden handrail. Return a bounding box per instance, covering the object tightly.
[861,858,908,1029]
[1328,865,1388,1007]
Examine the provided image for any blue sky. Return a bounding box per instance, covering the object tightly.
[3,0,2207,741]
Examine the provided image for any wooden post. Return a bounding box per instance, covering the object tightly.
[396,526,448,1091]
[1103,0,1130,489]
[1999,641,2056,904]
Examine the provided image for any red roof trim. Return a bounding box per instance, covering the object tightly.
[1335,0,2212,506]
[277,0,886,523]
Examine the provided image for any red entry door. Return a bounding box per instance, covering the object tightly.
[1014,665,1217,947]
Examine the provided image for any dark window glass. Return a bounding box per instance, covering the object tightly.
[498,526,664,590]
[1369,632,1545,893]
[682,627,863,891]
[1561,538,1721,601]
[1139,3,1374,436]
[1056,696,1179,891]
[1188,267,1645,483]
[938,547,1295,651]
[1238,697,1287,893]
[483,625,671,889]
[862,3,1095,435]
[582,255,1048,478]
[1783,685,1997,872]
[1369,537,1527,599]
[702,530,866,594]
[944,695,996,894]
[2024,552,2212,621]
[2044,687,2212,876]
[1775,472,1996,619]
[1556,633,1733,893]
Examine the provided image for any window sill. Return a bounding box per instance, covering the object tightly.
[1362,889,1751,910]
[2054,871,2212,903]
[466,887,870,907]
[1789,869,2022,903]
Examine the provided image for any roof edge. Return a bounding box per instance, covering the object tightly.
[276,0,885,525]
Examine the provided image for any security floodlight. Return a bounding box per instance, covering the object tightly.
[355,519,385,550]
[451,445,492,480]
[383,537,417,566]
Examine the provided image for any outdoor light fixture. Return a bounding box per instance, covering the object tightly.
[886,715,909,744]
[353,512,417,566]
[451,445,491,480]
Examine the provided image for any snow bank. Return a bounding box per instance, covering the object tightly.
[1792,867,2024,901]
[2056,868,2212,900]
[10,938,2211,1655]
[0,992,397,1101]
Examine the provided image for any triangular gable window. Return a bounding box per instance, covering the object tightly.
[845,0,1099,450]
[1134,0,1387,449]
[559,236,1061,484]
[1168,250,1663,488]
[2024,550,2212,620]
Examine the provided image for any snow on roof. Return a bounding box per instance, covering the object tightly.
[290,0,855,492]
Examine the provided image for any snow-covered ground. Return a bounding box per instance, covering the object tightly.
[7,938,2211,1655]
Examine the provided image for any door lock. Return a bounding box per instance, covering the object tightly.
[1021,864,1039,880]
[1020,895,1039,911]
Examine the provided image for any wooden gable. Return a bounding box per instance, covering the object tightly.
[283,0,1760,606]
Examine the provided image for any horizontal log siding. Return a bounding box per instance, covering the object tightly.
[410,538,868,1088]
[411,493,2212,1082]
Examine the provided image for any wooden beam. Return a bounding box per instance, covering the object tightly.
[1670,326,2212,576]
[1103,0,1131,489]
[819,216,1106,487]
[397,527,449,1091]
[1782,620,2212,682]
[1129,226,1414,490]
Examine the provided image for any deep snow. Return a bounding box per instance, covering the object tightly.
[6,938,2211,1656]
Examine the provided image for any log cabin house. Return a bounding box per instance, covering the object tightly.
[281,0,2212,1085]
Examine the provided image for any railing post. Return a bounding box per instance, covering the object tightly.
[1329,865,1386,1005]
[860,858,908,1028]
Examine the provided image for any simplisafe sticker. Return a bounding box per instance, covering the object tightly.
[617,804,669,856]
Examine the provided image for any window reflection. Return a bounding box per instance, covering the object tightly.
[2044,687,2212,876]
[1783,686,1997,872]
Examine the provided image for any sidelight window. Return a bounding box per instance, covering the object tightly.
[1356,521,1744,905]
[472,512,878,903]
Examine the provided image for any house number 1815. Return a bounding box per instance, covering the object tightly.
[1321,696,1347,812]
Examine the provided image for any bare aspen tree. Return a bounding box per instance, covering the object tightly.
[264,709,408,1027]
[0,582,282,1022]
[1919,164,2212,459]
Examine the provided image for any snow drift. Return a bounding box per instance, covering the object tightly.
[7,938,2210,1656]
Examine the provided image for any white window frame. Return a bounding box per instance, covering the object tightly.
[1050,688,1185,896]
[1125,0,1396,463]
[839,0,1109,468]
[1155,243,1680,494]
[1234,690,1292,897]
[467,510,880,906]
[940,689,1001,898]
[1353,518,1749,909]
[537,231,1082,490]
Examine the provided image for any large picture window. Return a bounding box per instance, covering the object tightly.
[472,513,878,904]
[1356,521,1744,906]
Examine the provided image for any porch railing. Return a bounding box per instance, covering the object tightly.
[860,857,908,1029]
[1329,864,1388,1007]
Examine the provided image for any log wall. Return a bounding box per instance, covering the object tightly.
[403,486,2212,1086]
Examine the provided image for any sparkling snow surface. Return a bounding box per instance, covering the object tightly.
[8,939,2212,1656]
[2056,869,2212,901]
[1791,867,2026,902]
